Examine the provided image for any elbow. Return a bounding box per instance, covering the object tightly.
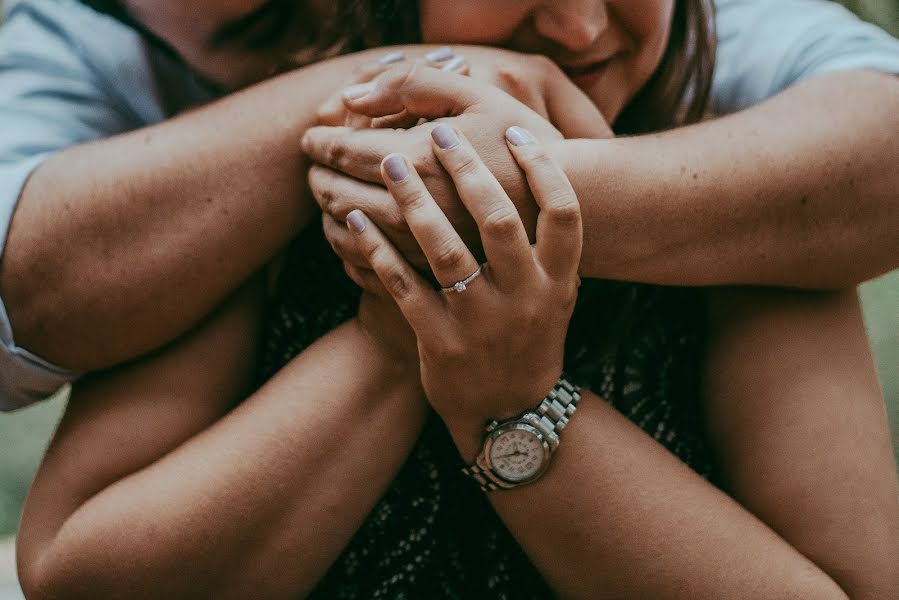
[17,548,76,600]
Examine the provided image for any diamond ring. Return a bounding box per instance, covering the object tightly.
[440,264,485,294]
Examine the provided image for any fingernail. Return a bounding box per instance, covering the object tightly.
[378,50,405,65]
[425,47,454,62]
[346,210,366,233]
[383,154,410,183]
[441,55,466,72]
[431,124,460,150]
[505,126,535,146]
[343,82,375,101]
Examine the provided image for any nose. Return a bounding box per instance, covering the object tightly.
[532,1,607,52]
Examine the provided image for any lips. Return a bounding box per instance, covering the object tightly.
[565,60,612,92]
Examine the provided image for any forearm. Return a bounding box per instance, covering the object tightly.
[555,70,899,288]
[446,395,848,599]
[704,287,899,599]
[0,50,381,370]
[19,319,425,599]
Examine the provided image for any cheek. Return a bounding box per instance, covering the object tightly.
[418,0,527,44]
[617,0,674,90]
[592,0,673,122]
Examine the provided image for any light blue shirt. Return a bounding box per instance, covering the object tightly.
[1,0,898,410]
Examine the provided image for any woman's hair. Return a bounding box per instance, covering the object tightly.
[82,0,715,131]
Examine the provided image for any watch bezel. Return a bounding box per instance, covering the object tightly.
[482,420,552,485]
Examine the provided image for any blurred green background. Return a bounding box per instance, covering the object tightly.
[0,0,898,542]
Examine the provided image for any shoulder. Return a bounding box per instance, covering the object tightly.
[1,0,184,126]
[712,0,899,113]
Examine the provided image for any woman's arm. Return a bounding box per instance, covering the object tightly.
[345,128,879,599]
[553,69,899,288]
[304,66,898,290]
[703,287,899,599]
[16,283,425,599]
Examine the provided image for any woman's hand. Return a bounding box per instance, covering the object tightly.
[343,124,582,448]
[318,46,609,138]
[306,63,605,282]
[317,46,470,128]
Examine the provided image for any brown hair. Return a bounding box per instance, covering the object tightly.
[309,0,717,133]
[82,0,715,131]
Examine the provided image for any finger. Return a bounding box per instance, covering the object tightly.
[344,262,388,296]
[317,51,407,127]
[308,164,399,223]
[322,212,369,270]
[345,210,441,332]
[302,126,402,184]
[428,124,533,286]
[380,153,481,290]
[545,71,613,139]
[341,62,486,121]
[504,126,582,277]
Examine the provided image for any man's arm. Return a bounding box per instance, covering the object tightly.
[0,51,368,372]
[16,287,425,599]
[554,69,899,288]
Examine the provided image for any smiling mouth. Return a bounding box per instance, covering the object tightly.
[564,60,612,91]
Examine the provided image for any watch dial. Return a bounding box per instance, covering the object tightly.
[489,427,546,482]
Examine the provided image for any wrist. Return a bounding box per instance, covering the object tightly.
[348,318,420,385]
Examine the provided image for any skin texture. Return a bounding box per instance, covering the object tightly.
[8,0,899,597]
[342,133,897,598]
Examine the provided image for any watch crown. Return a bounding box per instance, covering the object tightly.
[485,420,500,432]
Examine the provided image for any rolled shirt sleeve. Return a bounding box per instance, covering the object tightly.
[0,0,163,410]
[712,0,899,114]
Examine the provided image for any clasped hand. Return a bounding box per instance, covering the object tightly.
[301,56,588,439]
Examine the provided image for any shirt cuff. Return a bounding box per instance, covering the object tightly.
[0,292,80,411]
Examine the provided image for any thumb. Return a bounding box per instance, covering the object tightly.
[545,81,614,139]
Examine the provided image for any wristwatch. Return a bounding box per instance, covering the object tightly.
[461,375,581,492]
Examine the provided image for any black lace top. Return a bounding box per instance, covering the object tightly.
[259,226,714,599]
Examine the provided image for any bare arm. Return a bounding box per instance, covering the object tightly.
[0,47,398,371]
[305,66,898,290]
[16,285,426,599]
[703,287,899,599]
[555,70,899,288]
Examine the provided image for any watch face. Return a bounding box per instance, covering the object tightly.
[488,425,548,483]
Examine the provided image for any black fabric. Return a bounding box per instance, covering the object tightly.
[260,224,714,599]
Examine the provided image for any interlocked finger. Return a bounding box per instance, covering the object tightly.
[379,152,481,292]
[346,210,440,332]
[429,124,533,288]
[504,126,582,278]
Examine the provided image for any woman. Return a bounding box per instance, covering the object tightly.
[10,0,899,597]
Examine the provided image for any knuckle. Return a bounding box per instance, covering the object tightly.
[432,240,469,273]
[545,198,581,228]
[397,188,429,212]
[323,139,348,170]
[383,267,412,299]
[524,147,554,168]
[452,150,481,180]
[482,208,522,241]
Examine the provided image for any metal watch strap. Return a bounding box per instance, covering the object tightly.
[461,375,581,492]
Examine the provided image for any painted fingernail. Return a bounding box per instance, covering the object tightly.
[505,126,535,146]
[441,55,466,72]
[431,124,460,150]
[425,47,454,62]
[377,50,405,65]
[346,210,366,233]
[343,82,375,101]
[383,154,409,183]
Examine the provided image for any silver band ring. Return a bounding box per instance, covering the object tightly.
[441,264,485,294]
